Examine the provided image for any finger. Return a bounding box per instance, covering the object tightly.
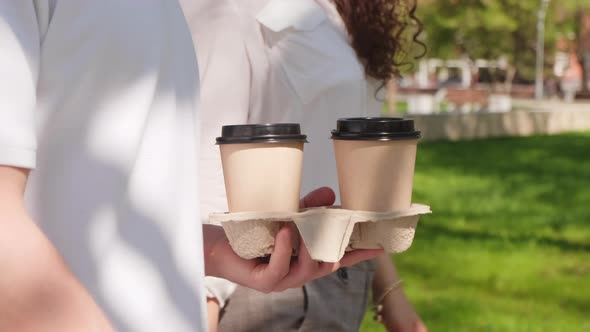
[271,247,384,291]
[272,237,318,292]
[312,249,385,278]
[307,248,385,278]
[255,226,293,292]
[300,187,336,208]
[338,249,384,270]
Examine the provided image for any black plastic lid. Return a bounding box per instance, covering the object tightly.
[216,123,308,144]
[331,117,421,141]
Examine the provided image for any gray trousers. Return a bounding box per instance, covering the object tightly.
[219,260,376,332]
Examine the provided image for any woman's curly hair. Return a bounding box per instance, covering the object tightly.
[332,0,426,83]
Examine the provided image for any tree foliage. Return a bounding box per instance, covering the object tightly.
[417,0,590,80]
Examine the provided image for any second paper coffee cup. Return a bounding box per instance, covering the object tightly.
[216,123,307,212]
[331,117,421,212]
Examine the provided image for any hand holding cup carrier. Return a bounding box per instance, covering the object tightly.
[210,118,431,262]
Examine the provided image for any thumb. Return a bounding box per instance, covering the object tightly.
[300,187,336,208]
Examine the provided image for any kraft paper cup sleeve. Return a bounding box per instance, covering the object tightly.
[209,204,431,262]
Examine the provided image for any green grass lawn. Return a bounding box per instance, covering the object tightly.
[360,132,590,332]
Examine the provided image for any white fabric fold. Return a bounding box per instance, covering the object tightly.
[256,0,327,32]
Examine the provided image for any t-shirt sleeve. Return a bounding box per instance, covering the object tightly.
[0,1,41,169]
[204,276,237,308]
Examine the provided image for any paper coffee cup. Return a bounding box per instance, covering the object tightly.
[331,118,421,212]
[216,123,308,212]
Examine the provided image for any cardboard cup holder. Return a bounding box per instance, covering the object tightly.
[209,204,431,262]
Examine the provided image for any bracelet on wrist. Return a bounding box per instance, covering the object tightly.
[372,279,404,323]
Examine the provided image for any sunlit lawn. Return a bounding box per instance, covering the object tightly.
[361,132,590,332]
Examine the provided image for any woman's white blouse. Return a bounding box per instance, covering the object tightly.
[181,0,382,306]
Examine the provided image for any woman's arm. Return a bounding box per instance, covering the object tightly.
[0,167,114,332]
[372,254,427,332]
[207,298,220,332]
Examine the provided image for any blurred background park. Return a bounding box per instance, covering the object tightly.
[362,0,590,331]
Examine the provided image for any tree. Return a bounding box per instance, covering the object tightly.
[416,0,590,82]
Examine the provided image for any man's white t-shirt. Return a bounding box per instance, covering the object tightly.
[0,1,206,331]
